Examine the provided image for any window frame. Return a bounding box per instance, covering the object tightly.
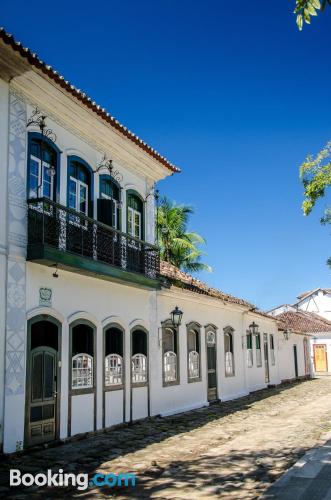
[103,324,125,392]
[256,333,262,367]
[131,327,148,388]
[186,322,201,383]
[270,334,276,366]
[127,190,144,241]
[72,353,93,390]
[69,319,96,396]
[246,332,253,368]
[224,326,235,377]
[162,321,180,387]
[99,175,121,230]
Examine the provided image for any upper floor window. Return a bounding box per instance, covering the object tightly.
[127,193,143,240]
[68,158,92,217]
[105,326,124,387]
[131,329,148,384]
[28,137,57,200]
[187,324,200,381]
[224,327,235,376]
[256,333,262,367]
[98,176,121,229]
[162,324,179,385]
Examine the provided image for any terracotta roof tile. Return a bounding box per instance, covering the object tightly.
[275,310,331,335]
[160,261,273,318]
[0,27,180,174]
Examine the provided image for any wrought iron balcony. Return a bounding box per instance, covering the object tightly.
[27,198,160,288]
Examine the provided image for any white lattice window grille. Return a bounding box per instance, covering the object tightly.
[247,349,253,368]
[225,351,234,376]
[188,351,200,379]
[131,354,147,383]
[72,353,93,389]
[270,349,275,366]
[256,349,262,367]
[164,351,177,382]
[105,354,123,386]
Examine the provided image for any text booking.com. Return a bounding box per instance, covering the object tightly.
[10,469,136,491]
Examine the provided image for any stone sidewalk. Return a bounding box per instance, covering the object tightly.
[263,432,331,500]
[1,378,331,499]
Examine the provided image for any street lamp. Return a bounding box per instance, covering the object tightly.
[283,330,290,341]
[170,306,183,328]
[248,322,259,336]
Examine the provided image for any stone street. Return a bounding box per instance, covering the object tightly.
[2,378,331,499]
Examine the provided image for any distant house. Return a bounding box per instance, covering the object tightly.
[270,293,331,375]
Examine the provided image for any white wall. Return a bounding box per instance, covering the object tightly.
[278,332,309,381]
[297,290,331,321]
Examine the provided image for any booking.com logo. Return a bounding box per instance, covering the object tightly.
[10,469,136,491]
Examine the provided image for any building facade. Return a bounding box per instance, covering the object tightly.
[0,29,310,454]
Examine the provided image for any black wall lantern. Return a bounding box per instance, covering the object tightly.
[170,306,183,328]
[248,322,259,336]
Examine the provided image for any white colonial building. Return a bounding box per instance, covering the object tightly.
[0,28,311,454]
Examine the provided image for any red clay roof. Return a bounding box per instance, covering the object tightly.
[276,310,331,335]
[297,288,331,300]
[160,261,271,314]
[0,27,180,174]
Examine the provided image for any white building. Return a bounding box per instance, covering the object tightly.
[0,28,310,454]
[269,290,331,376]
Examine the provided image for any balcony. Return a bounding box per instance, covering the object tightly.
[27,198,160,289]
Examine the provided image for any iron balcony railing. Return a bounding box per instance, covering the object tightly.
[27,198,160,280]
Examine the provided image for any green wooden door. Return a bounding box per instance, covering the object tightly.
[27,347,57,446]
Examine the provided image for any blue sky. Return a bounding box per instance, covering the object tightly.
[2,1,331,310]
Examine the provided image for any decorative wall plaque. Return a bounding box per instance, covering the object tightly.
[39,287,52,307]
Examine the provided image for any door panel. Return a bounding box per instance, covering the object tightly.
[28,347,57,447]
[314,344,328,372]
[293,345,299,378]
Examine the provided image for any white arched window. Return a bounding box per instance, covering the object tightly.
[72,353,93,389]
[131,353,147,383]
[164,351,177,382]
[105,354,123,386]
[188,350,200,379]
[224,328,235,376]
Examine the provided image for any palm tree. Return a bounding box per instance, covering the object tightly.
[156,196,212,273]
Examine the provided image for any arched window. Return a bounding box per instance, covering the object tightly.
[127,192,143,240]
[162,324,179,385]
[187,324,201,380]
[224,327,235,376]
[131,329,147,384]
[71,322,94,389]
[68,157,93,217]
[105,326,124,387]
[98,176,121,229]
[28,135,58,200]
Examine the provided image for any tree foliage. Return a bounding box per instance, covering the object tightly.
[157,196,212,273]
[295,0,330,30]
[300,141,331,216]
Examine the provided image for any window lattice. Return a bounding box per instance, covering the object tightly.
[105,354,123,386]
[188,350,200,379]
[225,351,234,375]
[131,353,147,383]
[164,351,177,382]
[72,353,93,389]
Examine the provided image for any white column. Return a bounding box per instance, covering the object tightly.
[96,323,103,429]
[60,320,69,439]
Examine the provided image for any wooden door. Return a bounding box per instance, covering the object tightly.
[293,345,298,378]
[314,344,328,372]
[206,330,217,401]
[27,347,57,446]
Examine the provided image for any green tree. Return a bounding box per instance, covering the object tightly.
[157,196,212,273]
[295,0,330,30]
[300,141,331,264]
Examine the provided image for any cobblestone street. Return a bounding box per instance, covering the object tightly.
[2,378,331,499]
